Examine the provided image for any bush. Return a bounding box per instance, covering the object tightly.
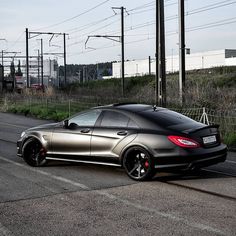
[223,132,236,149]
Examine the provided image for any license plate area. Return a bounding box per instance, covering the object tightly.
[202,135,217,144]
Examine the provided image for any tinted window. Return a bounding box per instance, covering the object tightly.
[69,110,101,126]
[140,109,197,127]
[100,111,137,128]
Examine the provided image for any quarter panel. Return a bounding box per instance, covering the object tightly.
[129,133,178,158]
[91,128,138,158]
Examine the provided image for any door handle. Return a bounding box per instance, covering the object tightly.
[80,128,90,133]
[117,131,128,136]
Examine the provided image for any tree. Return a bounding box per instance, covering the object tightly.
[10,61,15,78]
[16,60,22,76]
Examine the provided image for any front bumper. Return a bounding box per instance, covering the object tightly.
[17,139,23,157]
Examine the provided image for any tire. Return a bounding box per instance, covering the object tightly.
[123,146,156,181]
[22,138,47,167]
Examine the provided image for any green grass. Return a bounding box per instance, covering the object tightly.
[223,132,236,149]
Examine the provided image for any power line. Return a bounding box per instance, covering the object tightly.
[33,0,110,31]
[66,14,117,33]
[5,31,24,51]
[186,0,236,15]
[65,16,236,58]
[54,0,236,49]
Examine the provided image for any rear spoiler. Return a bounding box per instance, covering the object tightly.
[183,124,219,134]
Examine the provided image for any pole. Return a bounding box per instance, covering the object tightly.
[155,0,159,105]
[63,33,67,86]
[159,0,166,107]
[26,28,29,88]
[37,49,40,85]
[148,56,151,75]
[1,50,3,66]
[121,6,125,97]
[179,0,185,105]
[1,50,3,91]
[40,39,43,87]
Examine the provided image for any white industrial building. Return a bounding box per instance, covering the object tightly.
[112,49,236,78]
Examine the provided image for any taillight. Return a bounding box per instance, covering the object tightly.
[168,135,200,148]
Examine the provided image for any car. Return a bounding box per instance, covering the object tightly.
[30,84,46,91]
[17,103,227,181]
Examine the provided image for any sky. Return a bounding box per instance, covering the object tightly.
[1,0,236,65]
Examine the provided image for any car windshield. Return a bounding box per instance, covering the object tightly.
[140,109,197,127]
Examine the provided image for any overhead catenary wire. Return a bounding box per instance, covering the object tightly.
[94,0,236,37]
[32,0,110,31]
[50,0,236,50]
[65,16,236,58]
[27,0,236,64]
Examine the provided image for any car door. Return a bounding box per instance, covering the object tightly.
[91,110,139,162]
[51,109,101,157]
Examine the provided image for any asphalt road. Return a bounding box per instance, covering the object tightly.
[0,112,235,236]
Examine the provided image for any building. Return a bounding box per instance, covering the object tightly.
[22,59,59,87]
[112,49,236,78]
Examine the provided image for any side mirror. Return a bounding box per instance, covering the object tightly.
[63,119,69,128]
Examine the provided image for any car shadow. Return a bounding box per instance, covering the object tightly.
[152,168,233,182]
[40,159,235,182]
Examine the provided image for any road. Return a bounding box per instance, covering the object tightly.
[0,112,235,236]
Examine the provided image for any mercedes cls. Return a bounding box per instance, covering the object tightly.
[17,103,227,180]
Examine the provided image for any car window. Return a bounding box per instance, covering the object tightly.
[69,110,101,127]
[100,111,136,128]
[140,109,197,127]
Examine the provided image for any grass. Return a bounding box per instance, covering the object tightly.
[223,132,236,150]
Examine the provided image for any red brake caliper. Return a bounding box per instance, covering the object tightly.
[144,160,149,168]
[39,148,46,157]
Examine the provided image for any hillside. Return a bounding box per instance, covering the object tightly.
[66,66,236,111]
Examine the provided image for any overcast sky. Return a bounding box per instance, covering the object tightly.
[1,0,236,65]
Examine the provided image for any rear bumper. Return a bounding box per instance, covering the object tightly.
[154,153,227,170]
[154,144,227,171]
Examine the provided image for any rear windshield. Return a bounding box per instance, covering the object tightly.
[140,109,197,127]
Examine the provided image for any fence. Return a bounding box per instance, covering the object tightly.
[172,107,236,137]
[0,97,235,136]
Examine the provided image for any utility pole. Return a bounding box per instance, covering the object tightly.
[86,7,126,96]
[26,28,29,88]
[1,50,3,92]
[0,39,6,92]
[157,0,166,107]
[26,30,68,87]
[155,0,159,105]
[40,39,43,87]
[63,33,67,86]
[148,56,151,75]
[160,0,166,107]
[121,6,125,97]
[111,6,125,96]
[37,49,40,85]
[1,50,3,66]
[179,0,185,105]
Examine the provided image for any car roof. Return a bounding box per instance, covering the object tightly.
[95,103,163,113]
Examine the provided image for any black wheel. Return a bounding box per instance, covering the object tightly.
[23,138,47,167]
[123,147,155,181]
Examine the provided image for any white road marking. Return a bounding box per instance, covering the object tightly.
[0,155,226,235]
[226,160,236,164]
[0,156,89,190]
[0,121,28,129]
[0,222,14,236]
